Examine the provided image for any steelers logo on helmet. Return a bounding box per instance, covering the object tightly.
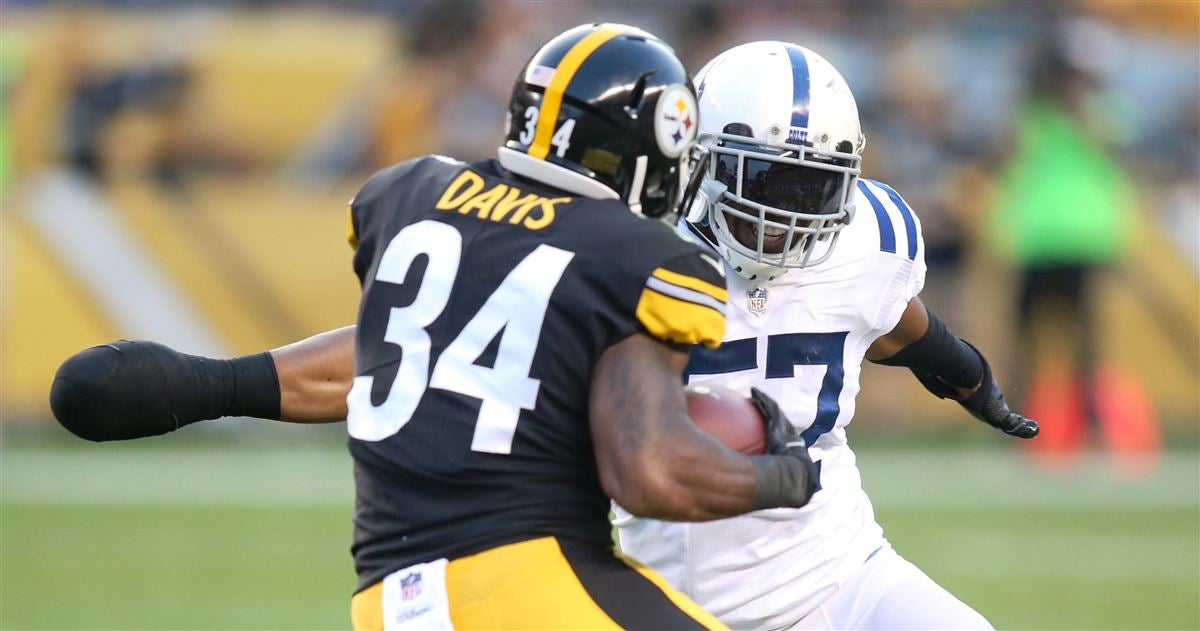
[654,84,698,158]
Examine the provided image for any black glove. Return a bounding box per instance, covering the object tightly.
[911,342,1039,439]
[749,387,806,453]
[747,387,820,509]
[50,340,279,442]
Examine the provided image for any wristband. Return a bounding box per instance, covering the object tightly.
[749,450,819,510]
[226,352,281,420]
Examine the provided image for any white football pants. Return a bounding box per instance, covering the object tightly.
[789,545,993,631]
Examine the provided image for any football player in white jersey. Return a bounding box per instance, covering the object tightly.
[614,42,1039,630]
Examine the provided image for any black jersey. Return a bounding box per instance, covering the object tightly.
[345,156,727,591]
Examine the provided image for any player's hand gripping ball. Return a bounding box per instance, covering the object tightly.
[685,384,767,455]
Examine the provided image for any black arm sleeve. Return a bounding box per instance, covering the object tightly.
[870,308,1039,438]
[50,340,281,442]
[870,306,983,392]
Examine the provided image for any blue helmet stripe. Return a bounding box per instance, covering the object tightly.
[871,180,918,260]
[785,45,811,131]
[857,181,896,255]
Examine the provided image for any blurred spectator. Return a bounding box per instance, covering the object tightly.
[869,34,976,329]
[365,1,487,167]
[66,63,191,182]
[987,20,1158,464]
[1141,94,1200,269]
[0,33,25,204]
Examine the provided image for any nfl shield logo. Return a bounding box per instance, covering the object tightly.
[747,287,768,316]
[400,572,422,601]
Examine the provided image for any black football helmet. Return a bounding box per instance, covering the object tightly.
[500,23,702,220]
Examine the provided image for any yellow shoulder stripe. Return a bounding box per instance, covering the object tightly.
[651,268,728,303]
[346,205,358,250]
[528,25,628,160]
[636,288,725,349]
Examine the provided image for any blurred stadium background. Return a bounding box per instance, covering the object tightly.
[1,1,1196,629]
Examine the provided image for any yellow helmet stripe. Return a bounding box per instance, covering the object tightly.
[528,25,628,160]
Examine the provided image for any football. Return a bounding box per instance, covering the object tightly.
[685,384,767,455]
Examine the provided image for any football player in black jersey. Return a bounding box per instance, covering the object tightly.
[51,24,819,630]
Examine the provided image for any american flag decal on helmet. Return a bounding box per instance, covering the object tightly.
[525,64,555,88]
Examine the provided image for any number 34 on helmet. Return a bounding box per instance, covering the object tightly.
[499,23,702,221]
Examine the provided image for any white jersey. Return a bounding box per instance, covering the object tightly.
[616,179,927,630]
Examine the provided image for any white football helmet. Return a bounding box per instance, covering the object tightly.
[687,42,864,282]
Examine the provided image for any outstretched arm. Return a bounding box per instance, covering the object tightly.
[867,298,1039,439]
[589,333,819,522]
[51,326,357,442]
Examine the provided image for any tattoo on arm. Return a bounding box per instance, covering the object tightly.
[607,354,647,451]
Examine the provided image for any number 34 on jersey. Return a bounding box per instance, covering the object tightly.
[347,220,574,454]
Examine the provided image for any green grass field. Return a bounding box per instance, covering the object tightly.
[2,432,1197,630]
